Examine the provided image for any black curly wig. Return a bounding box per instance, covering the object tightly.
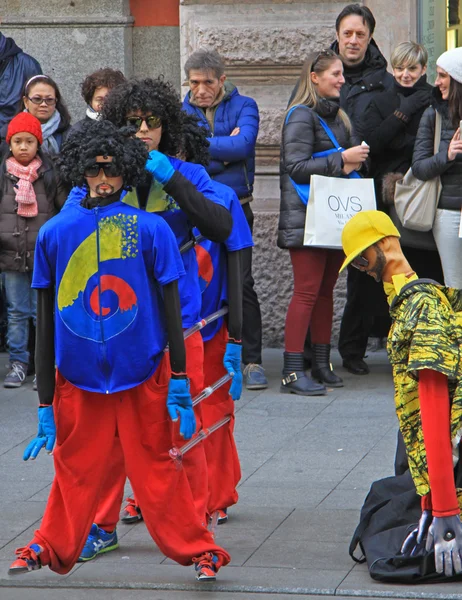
[180,112,210,166]
[57,120,148,189]
[101,77,185,156]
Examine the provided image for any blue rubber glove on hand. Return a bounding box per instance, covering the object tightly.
[223,342,243,401]
[23,406,56,461]
[167,377,196,440]
[145,150,175,185]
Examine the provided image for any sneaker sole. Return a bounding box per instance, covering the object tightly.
[8,565,33,575]
[280,386,326,397]
[77,542,119,562]
[4,382,23,388]
[245,383,268,390]
[196,573,217,582]
[121,514,143,524]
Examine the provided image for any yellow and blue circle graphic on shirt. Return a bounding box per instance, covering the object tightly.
[194,245,214,292]
[57,214,139,341]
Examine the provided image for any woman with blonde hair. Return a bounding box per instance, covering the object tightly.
[361,41,442,281]
[278,49,369,396]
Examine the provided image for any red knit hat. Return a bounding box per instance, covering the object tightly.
[6,113,43,145]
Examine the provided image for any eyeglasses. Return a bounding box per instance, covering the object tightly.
[27,96,57,106]
[84,163,121,178]
[126,116,161,131]
[351,254,369,270]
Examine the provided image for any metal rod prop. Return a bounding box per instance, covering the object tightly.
[169,416,232,467]
[193,373,232,407]
[179,234,205,255]
[183,306,228,341]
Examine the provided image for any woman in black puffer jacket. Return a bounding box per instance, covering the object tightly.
[412,47,462,288]
[361,41,443,282]
[278,49,369,396]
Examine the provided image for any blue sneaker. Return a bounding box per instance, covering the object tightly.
[78,523,119,562]
[243,363,268,390]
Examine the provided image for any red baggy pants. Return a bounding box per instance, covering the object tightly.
[31,354,229,575]
[94,330,209,531]
[202,324,241,514]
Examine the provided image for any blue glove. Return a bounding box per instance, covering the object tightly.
[223,342,243,401]
[167,377,196,440]
[23,406,56,461]
[145,150,175,185]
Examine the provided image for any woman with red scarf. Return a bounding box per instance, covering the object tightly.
[0,112,66,388]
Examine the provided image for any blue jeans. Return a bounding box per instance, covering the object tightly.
[4,271,37,365]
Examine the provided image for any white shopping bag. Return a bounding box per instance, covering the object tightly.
[304,175,376,248]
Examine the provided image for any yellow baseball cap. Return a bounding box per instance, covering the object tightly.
[340,210,400,273]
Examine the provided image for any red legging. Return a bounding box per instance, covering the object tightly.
[202,323,241,514]
[285,247,344,352]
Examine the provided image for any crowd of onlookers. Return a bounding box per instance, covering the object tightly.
[0,2,461,394]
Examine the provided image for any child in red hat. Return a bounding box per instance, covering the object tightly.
[1,112,66,388]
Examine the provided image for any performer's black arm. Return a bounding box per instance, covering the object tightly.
[163,171,233,243]
[163,280,187,376]
[227,249,243,342]
[35,287,56,406]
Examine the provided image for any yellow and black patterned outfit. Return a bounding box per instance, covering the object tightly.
[387,278,462,505]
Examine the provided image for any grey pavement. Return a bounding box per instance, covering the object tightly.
[0,349,460,600]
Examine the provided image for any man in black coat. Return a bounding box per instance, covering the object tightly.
[332,4,394,375]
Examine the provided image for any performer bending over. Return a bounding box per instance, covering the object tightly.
[341,210,462,578]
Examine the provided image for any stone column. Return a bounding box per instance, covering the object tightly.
[180,0,373,347]
[0,0,134,121]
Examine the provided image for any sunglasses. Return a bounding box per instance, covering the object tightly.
[311,49,337,72]
[126,116,161,131]
[84,163,121,178]
[27,96,57,106]
[351,254,369,270]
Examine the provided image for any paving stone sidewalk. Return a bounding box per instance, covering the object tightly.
[0,349,460,600]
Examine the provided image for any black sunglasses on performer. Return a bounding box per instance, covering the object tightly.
[126,116,162,131]
[84,163,121,178]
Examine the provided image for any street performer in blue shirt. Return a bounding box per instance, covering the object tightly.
[8,120,230,581]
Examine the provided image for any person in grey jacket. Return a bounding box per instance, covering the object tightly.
[278,49,369,396]
[412,47,462,288]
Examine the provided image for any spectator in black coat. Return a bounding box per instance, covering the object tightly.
[361,41,443,282]
[278,50,369,396]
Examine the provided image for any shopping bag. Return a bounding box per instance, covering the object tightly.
[304,174,376,248]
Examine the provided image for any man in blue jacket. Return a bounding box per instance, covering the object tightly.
[0,32,42,129]
[182,48,267,390]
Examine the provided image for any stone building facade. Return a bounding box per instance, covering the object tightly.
[0,0,456,346]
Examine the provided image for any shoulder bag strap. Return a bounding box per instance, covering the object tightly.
[434,110,442,154]
[317,116,343,150]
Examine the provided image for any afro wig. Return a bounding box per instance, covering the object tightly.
[180,111,210,166]
[57,119,148,189]
[101,77,185,157]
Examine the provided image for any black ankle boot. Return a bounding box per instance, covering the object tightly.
[281,352,326,396]
[311,344,344,388]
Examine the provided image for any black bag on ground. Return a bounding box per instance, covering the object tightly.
[349,469,462,583]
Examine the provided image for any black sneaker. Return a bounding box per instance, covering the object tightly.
[4,362,27,388]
